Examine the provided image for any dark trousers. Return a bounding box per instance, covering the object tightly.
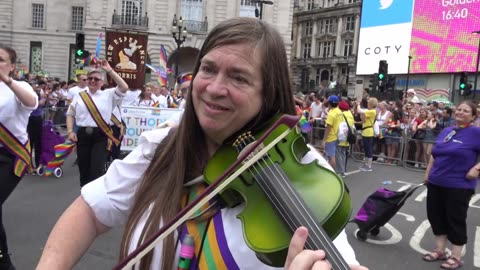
[0,149,20,268]
[426,183,474,245]
[76,127,109,187]
[27,116,42,168]
[109,125,122,161]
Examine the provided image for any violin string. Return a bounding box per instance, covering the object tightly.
[265,159,349,269]
[238,137,348,269]
[260,156,348,270]
[237,139,302,247]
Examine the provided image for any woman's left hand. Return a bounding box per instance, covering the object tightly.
[466,166,480,180]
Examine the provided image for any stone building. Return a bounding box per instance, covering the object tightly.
[0,0,293,83]
[290,0,361,96]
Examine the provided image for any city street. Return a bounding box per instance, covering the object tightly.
[4,156,480,269]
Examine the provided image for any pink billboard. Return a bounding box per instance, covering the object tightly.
[410,0,480,73]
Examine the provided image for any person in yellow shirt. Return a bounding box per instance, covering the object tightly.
[322,95,342,169]
[336,100,355,177]
[357,97,378,172]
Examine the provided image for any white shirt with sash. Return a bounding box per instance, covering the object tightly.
[0,81,38,146]
[67,87,124,127]
[82,128,361,269]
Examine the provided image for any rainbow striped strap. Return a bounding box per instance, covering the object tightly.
[79,91,120,148]
[181,184,239,270]
[0,123,32,177]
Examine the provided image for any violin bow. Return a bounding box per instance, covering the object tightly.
[114,115,300,270]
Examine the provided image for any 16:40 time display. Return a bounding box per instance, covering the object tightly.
[442,8,468,20]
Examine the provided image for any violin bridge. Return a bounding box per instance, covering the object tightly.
[233,132,266,164]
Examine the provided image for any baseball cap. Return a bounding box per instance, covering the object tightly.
[338,101,350,111]
[327,95,339,103]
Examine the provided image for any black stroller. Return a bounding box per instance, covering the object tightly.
[352,183,425,241]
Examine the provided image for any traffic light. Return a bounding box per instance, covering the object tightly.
[75,33,86,60]
[378,60,388,92]
[386,75,396,91]
[369,73,378,92]
[459,72,467,90]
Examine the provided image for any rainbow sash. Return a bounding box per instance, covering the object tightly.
[79,91,120,150]
[180,184,239,270]
[0,123,31,177]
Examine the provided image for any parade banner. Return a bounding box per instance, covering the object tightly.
[105,31,148,89]
[120,106,183,151]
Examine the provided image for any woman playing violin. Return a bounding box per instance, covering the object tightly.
[37,18,366,270]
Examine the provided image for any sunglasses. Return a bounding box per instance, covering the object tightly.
[80,79,87,81]
[87,77,102,82]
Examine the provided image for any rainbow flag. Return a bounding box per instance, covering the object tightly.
[44,142,75,177]
[152,100,160,108]
[298,115,312,133]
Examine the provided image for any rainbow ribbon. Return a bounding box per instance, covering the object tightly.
[44,142,76,177]
[152,101,160,108]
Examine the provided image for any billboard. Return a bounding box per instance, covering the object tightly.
[357,0,480,75]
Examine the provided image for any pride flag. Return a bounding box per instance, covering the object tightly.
[44,142,76,177]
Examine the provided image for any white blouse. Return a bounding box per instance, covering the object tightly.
[0,81,38,145]
[67,87,124,127]
[82,128,360,269]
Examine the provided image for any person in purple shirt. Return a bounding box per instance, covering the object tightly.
[422,101,480,269]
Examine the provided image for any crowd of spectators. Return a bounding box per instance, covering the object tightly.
[294,89,473,173]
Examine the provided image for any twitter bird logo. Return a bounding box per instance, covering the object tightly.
[361,0,414,28]
[379,0,394,9]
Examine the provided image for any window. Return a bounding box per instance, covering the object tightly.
[318,41,334,58]
[307,0,315,10]
[345,16,354,31]
[304,22,313,36]
[343,39,353,56]
[71,6,84,31]
[303,42,311,58]
[122,0,143,25]
[181,0,203,21]
[320,19,336,34]
[30,42,42,73]
[239,0,255,18]
[348,0,358,3]
[32,4,44,29]
[316,68,321,85]
[325,0,334,7]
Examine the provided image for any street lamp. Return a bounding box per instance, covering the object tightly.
[171,14,188,48]
[171,14,188,80]
[251,0,274,20]
[472,30,480,99]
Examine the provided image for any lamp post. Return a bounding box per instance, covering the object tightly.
[251,0,274,20]
[171,14,188,79]
[472,30,480,100]
[404,55,412,99]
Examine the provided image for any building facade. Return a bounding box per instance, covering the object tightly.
[290,0,361,96]
[0,0,294,83]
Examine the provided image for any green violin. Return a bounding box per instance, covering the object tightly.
[204,114,352,268]
[114,114,352,270]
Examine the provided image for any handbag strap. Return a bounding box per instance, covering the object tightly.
[341,113,353,134]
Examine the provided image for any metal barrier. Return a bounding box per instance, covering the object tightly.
[306,126,438,172]
[42,106,68,133]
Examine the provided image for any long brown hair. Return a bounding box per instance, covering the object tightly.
[119,17,295,269]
